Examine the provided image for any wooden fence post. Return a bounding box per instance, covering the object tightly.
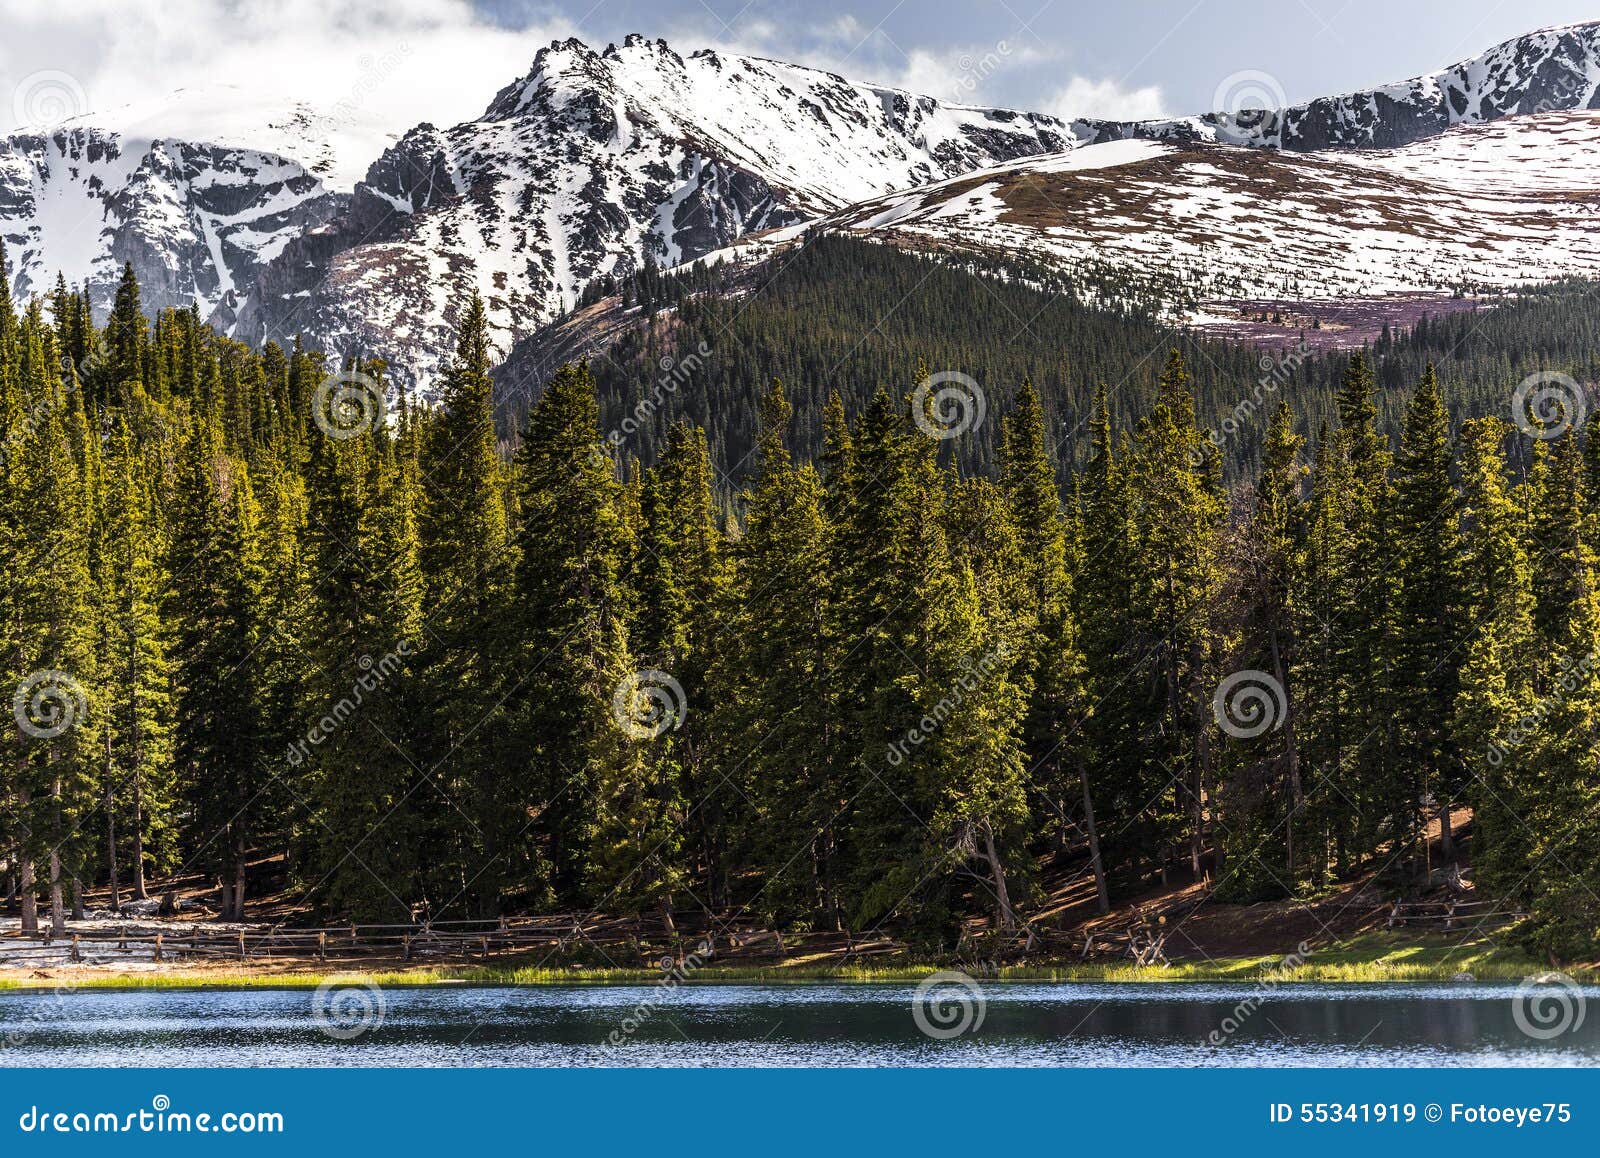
[317,932,326,960]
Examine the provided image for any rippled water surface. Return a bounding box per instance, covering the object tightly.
[2,982,1597,1066]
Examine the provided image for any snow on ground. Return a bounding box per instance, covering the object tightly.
[0,912,258,972]
[692,109,1600,323]
[53,85,397,193]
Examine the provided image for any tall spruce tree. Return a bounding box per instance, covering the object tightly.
[508,361,638,910]
[1390,365,1464,873]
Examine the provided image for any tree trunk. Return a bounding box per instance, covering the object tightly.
[48,849,66,935]
[19,853,37,937]
[131,774,147,900]
[71,876,85,921]
[232,836,248,922]
[17,780,38,935]
[105,768,120,913]
[1189,760,1204,879]
[1438,798,1454,862]
[49,769,66,935]
[981,821,1017,932]
[1079,761,1110,914]
[1269,630,1303,879]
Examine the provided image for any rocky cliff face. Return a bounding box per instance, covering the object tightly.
[1080,21,1600,150]
[0,88,378,318]
[229,34,1076,385]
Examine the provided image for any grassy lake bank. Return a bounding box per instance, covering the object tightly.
[0,933,1581,992]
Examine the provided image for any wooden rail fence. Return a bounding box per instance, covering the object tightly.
[0,916,908,968]
[1386,898,1524,933]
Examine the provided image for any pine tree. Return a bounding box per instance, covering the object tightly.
[1527,431,1592,663]
[298,404,425,920]
[1218,400,1305,897]
[1074,383,1143,901]
[1452,417,1537,897]
[8,318,99,933]
[627,422,726,926]
[507,361,637,910]
[1329,350,1397,867]
[415,294,511,912]
[97,417,177,905]
[100,262,147,406]
[1294,423,1358,880]
[996,378,1092,910]
[167,413,265,920]
[1389,365,1464,873]
[1126,351,1225,884]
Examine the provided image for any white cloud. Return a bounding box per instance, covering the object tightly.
[1048,75,1168,121]
[0,0,1155,171]
[0,0,573,138]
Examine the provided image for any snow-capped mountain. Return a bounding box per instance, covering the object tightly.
[1080,20,1600,150]
[687,110,1600,329]
[0,87,395,316]
[3,21,1600,387]
[226,34,1073,382]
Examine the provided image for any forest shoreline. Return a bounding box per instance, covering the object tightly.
[0,934,1576,992]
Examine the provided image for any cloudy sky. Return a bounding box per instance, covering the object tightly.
[3,0,1597,135]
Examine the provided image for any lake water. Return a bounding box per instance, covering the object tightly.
[2,981,1596,1067]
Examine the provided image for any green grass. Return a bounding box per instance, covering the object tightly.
[0,932,1574,992]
